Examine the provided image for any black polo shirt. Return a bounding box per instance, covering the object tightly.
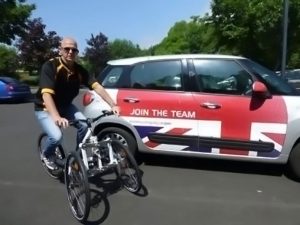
[35,57,98,110]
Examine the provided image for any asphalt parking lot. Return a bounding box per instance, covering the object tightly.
[1,95,300,225]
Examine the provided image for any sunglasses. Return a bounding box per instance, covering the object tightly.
[63,47,79,53]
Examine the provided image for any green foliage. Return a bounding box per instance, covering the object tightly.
[0,0,35,44]
[108,39,144,59]
[209,0,300,69]
[153,16,219,55]
[17,70,38,85]
[154,21,191,54]
[0,44,18,76]
[186,16,220,54]
[21,75,38,86]
[3,0,300,74]
[83,35,146,76]
[289,52,300,69]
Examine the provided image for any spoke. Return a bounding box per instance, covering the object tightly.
[71,187,86,216]
[68,166,87,218]
[120,157,139,190]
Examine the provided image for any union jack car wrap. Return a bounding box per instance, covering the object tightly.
[82,54,300,179]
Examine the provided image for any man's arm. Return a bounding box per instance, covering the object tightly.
[93,83,120,115]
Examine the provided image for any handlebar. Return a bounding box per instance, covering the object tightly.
[69,110,115,127]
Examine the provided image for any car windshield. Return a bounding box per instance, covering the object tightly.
[241,59,299,95]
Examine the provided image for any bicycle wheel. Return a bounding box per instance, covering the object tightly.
[65,151,90,222]
[37,133,65,179]
[112,140,142,193]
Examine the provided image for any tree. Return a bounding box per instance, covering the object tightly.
[153,17,217,55]
[84,33,110,76]
[154,21,190,55]
[0,44,18,75]
[15,18,61,74]
[0,0,35,44]
[108,39,143,59]
[209,0,300,69]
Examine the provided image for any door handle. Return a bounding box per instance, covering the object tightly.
[200,102,221,109]
[124,97,140,103]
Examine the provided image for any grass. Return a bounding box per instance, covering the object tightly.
[16,70,39,86]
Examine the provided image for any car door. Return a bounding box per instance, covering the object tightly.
[0,80,6,97]
[117,59,200,152]
[190,58,287,159]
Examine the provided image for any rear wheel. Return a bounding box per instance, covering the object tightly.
[287,143,300,180]
[65,152,90,222]
[37,133,65,179]
[112,140,142,193]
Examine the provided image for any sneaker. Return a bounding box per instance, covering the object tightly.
[42,154,58,170]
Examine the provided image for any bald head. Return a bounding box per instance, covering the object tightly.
[59,37,79,66]
[60,37,78,49]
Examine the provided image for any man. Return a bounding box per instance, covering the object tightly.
[34,37,120,169]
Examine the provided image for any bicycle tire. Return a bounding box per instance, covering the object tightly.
[65,151,91,222]
[37,133,65,179]
[112,140,142,193]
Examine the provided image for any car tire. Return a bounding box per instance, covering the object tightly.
[287,142,300,181]
[96,127,142,163]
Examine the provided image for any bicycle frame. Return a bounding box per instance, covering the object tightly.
[78,124,118,172]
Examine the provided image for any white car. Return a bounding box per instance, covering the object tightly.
[82,54,300,179]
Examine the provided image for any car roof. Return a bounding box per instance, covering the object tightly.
[0,76,18,83]
[107,54,246,65]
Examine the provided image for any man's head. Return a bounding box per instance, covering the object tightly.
[59,37,79,65]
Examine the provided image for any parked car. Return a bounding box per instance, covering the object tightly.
[283,69,300,90]
[0,76,32,103]
[82,54,300,179]
[276,69,300,90]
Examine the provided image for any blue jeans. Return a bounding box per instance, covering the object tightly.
[35,104,88,157]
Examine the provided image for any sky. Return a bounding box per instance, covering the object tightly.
[26,0,211,53]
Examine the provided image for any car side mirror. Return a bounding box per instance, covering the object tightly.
[252,81,270,98]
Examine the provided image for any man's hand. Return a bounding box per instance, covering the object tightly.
[92,83,121,116]
[54,117,69,128]
[111,105,120,116]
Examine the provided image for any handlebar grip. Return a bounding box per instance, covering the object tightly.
[69,110,114,126]
[102,110,114,116]
[68,120,78,126]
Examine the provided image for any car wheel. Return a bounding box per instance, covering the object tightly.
[287,142,300,181]
[96,127,141,163]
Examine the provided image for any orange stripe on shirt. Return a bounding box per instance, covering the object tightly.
[41,88,55,94]
[91,82,100,89]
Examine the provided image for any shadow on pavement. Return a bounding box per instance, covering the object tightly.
[141,153,286,178]
[80,169,148,225]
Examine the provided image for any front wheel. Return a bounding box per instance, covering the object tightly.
[112,140,142,193]
[65,152,91,222]
[37,133,65,179]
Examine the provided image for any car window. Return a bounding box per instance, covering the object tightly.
[101,67,124,87]
[241,59,298,95]
[193,59,253,95]
[130,60,183,91]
